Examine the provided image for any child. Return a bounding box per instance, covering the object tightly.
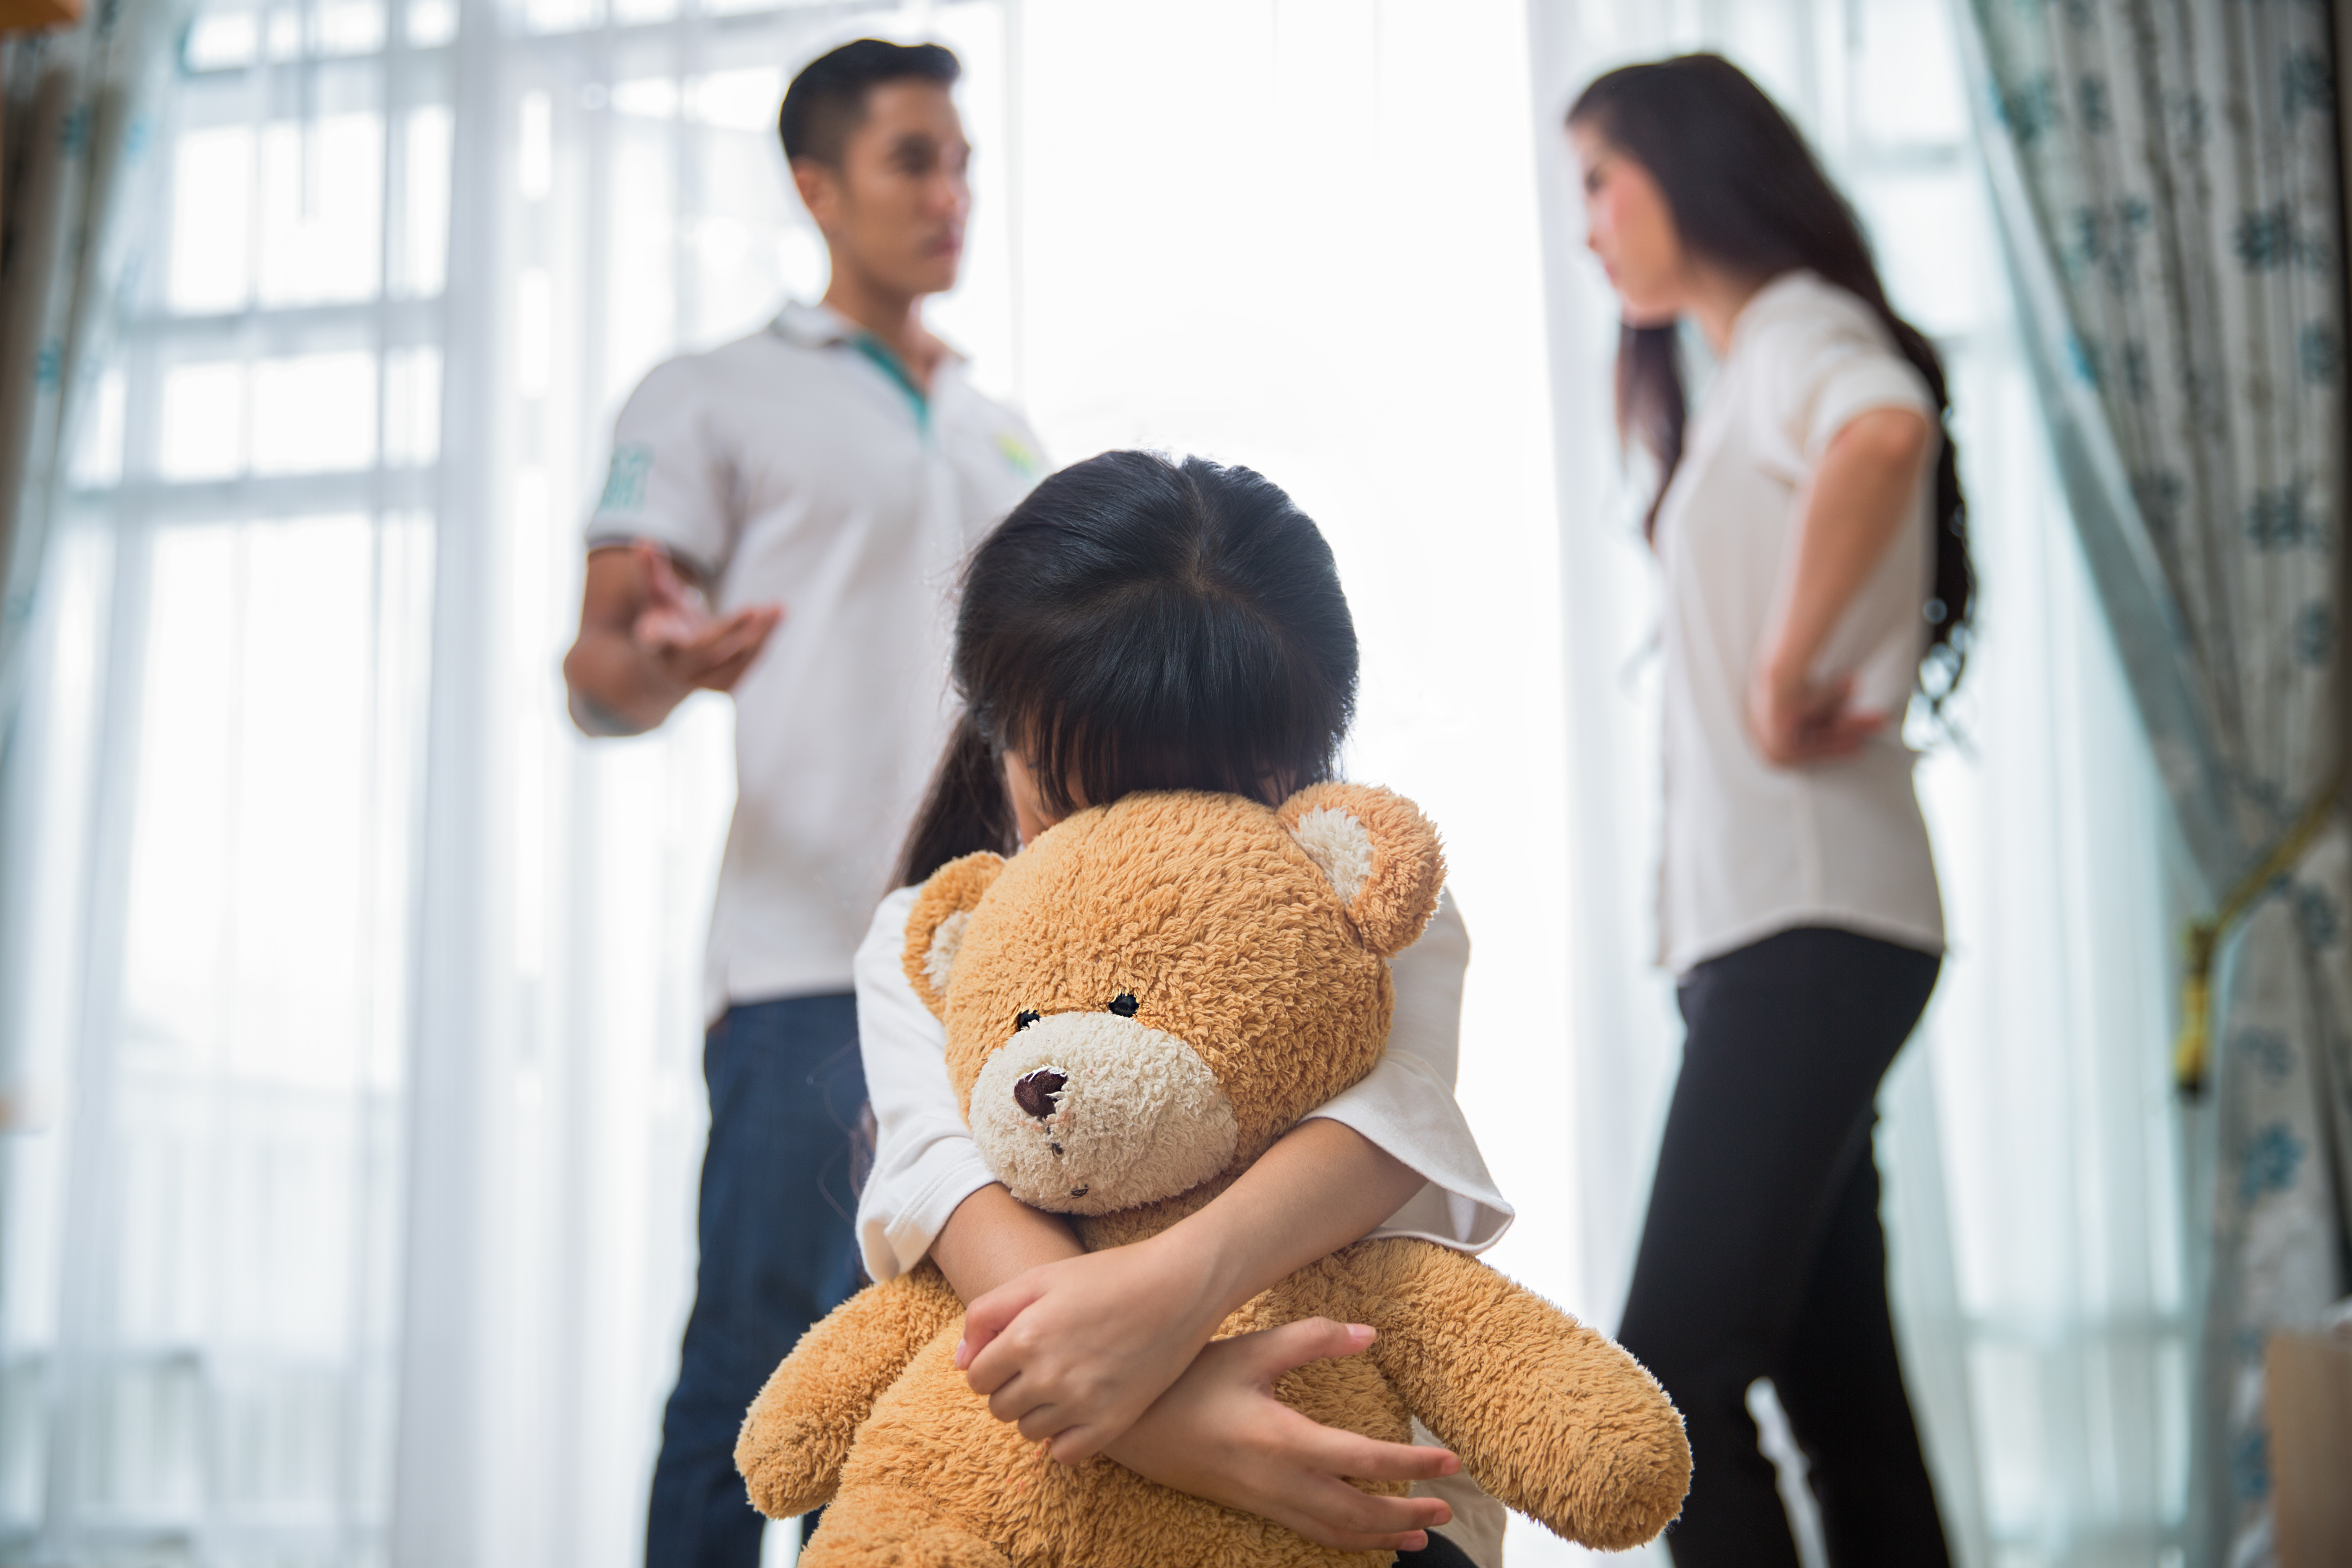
[852,451,1512,1567]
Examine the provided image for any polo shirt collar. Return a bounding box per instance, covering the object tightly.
[769,299,856,348]
[767,299,970,367]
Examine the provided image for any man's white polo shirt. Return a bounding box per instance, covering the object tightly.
[589,301,1044,1020]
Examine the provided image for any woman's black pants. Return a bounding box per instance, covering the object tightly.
[1617,926,1952,1567]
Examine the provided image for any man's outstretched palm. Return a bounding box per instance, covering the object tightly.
[632,541,782,695]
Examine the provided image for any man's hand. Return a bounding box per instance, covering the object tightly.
[957,1238,1224,1463]
[1103,1318,1460,1555]
[563,542,781,736]
[630,543,781,696]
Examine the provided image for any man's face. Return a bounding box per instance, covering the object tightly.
[798,80,970,297]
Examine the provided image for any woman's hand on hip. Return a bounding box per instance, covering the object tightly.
[1104,1317,1460,1554]
[1747,661,1885,765]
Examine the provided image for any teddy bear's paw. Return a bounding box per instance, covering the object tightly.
[796,1488,1012,1568]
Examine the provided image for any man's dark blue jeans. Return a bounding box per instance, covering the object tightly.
[645,993,869,1568]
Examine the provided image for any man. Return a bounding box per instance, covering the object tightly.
[561,39,1041,1566]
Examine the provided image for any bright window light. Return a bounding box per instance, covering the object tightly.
[158,361,247,479]
[385,347,443,465]
[688,68,785,131]
[403,107,453,297]
[169,127,254,314]
[609,78,679,121]
[258,115,385,305]
[317,0,386,55]
[406,0,455,47]
[69,368,126,488]
[184,10,259,69]
[252,353,378,474]
[518,91,552,201]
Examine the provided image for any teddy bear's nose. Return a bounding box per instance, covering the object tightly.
[1014,1070,1067,1119]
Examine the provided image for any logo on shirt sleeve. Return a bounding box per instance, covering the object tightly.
[993,430,1041,480]
[599,444,653,513]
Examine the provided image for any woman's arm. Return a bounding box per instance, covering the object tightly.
[1747,404,1934,765]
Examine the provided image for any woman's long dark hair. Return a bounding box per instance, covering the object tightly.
[893,450,1359,886]
[1570,54,1974,707]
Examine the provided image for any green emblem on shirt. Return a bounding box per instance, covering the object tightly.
[995,430,1040,479]
[600,444,652,512]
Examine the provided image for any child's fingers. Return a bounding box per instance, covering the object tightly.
[1294,1418,1462,1483]
[1044,1423,1107,1465]
[955,1279,1049,1373]
[1275,1474,1450,1553]
[1235,1316,1377,1382]
[982,1368,1041,1425]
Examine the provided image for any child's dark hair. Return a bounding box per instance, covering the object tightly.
[894,450,1359,886]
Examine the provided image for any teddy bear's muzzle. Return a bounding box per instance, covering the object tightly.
[967,1011,1239,1216]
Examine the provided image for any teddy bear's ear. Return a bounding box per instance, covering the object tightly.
[1277,783,1446,958]
[900,852,1007,1020]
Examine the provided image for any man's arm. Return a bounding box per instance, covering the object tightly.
[562,542,781,736]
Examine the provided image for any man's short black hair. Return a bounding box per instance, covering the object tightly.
[780,39,960,168]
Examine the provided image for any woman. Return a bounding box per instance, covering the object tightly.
[1568,55,1972,1566]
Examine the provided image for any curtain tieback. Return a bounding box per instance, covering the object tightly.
[2175,765,2348,1096]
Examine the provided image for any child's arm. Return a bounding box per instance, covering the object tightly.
[952,1118,1424,1446]
[957,892,1509,1453]
[930,1180,1083,1296]
[932,1153,1459,1557]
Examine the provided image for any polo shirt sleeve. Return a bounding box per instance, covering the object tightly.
[1309,890,1515,1254]
[586,355,734,580]
[854,885,999,1283]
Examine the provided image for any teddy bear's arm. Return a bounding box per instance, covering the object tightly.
[734,1260,963,1519]
[1315,1239,1691,1552]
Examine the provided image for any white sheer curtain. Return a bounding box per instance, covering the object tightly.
[0,0,1006,1562]
[1526,2,2192,1565]
[398,3,1011,1563]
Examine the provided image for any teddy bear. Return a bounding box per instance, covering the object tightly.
[734,783,1691,1566]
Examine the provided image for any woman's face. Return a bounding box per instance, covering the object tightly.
[1571,123,1689,327]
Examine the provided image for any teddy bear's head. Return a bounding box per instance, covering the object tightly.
[902,783,1444,1218]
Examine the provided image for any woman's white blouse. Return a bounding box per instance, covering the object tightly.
[852,882,1514,1284]
[1655,270,1946,975]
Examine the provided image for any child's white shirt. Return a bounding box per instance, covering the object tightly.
[853,884,1514,1284]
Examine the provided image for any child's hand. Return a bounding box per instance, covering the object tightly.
[1105,1318,1460,1554]
[957,1237,1226,1461]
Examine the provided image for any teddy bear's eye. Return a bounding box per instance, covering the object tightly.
[1014,1010,1040,1031]
[1107,993,1139,1018]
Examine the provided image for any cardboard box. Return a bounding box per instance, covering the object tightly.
[2269,1326,2352,1568]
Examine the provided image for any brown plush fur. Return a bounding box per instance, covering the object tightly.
[738,788,1689,1564]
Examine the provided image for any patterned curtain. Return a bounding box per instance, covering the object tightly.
[1956,3,2352,1563]
[0,0,176,733]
